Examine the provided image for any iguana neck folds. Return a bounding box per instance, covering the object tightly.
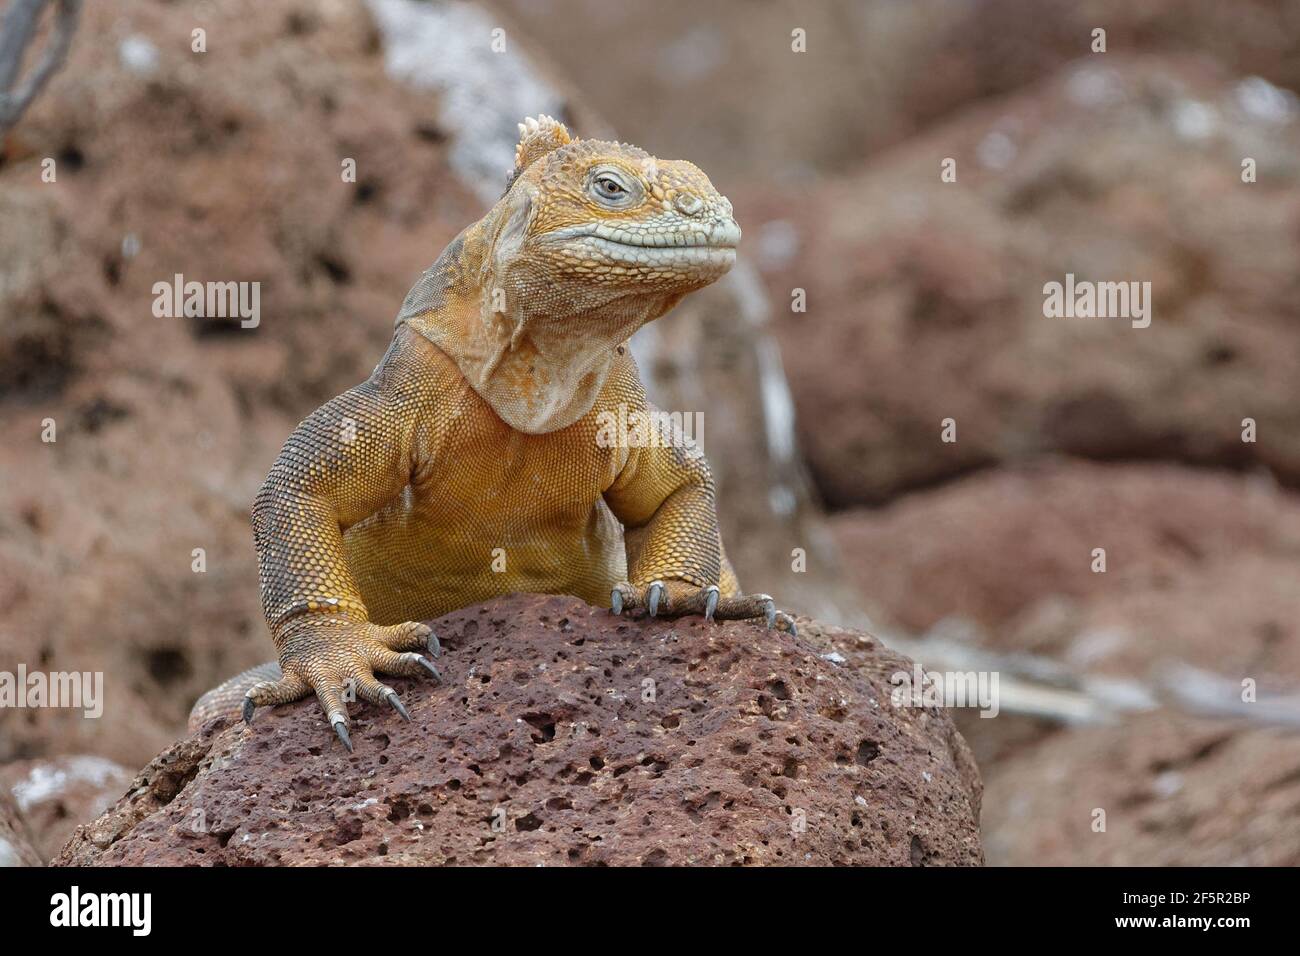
[399,216,680,433]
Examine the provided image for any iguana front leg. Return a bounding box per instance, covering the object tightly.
[603,423,796,633]
[244,357,441,750]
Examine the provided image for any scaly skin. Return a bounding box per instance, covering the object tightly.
[194,117,794,749]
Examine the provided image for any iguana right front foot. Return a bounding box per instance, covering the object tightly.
[242,618,442,751]
[610,580,798,635]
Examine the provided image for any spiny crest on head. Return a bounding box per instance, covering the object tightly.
[506,114,572,190]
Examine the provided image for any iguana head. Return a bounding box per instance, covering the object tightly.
[399,116,740,433]
[502,115,740,299]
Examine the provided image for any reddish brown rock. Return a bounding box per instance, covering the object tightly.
[0,756,133,862]
[899,0,1300,129]
[496,0,1300,185]
[981,711,1300,866]
[832,461,1300,684]
[752,57,1300,507]
[55,595,982,866]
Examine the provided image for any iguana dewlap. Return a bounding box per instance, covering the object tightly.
[192,116,794,749]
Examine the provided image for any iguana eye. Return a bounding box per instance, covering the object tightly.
[595,176,625,198]
[588,168,637,206]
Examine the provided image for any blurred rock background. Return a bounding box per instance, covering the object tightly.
[1,0,1298,864]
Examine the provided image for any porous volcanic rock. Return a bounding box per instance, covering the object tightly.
[55,595,982,866]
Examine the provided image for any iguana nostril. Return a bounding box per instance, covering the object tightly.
[674,193,704,216]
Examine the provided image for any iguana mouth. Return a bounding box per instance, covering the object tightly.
[576,237,738,266]
[545,220,741,250]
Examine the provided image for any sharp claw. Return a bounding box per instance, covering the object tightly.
[413,655,442,682]
[764,599,777,630]
[426,632,442,658]
[610,588,623,616]
[648,581,664,617]
[703,586,719,622]
[384,689,411,722]
[331,715,353,752]
[242,696,255,724]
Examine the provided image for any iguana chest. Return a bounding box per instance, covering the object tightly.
[342,366,634,623]
[415,384,623,526]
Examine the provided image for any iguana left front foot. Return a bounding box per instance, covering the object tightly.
[240,619,442,752]
[610,580,797,635]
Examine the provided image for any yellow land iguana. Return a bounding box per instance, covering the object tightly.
[191,116,796,750]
